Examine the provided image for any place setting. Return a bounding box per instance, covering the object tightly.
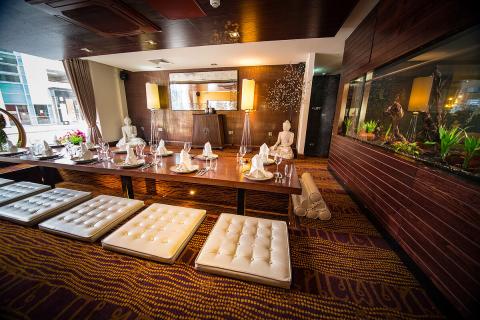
[195,142,219,160]
[0,140,28,157]
[170,149,199,174]
[31,140,63,160]
[112,145,145,168]
[67,143,98,164]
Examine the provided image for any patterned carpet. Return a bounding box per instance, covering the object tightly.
[0,152,444,319]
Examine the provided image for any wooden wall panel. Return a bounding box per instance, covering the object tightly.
[328,135,480,318]
[124,65,300,147]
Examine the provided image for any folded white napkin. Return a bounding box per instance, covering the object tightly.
[248,154,267,178]
[202,142,213,157]
[79,143,93,160]
[7,140,17,153]
[259,143,269,163]
[178,150,193,171]
[125,146,137,164]
[157,139,169,154]
[40,140,54,156]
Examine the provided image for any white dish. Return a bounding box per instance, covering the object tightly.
[34,152,61,160]
[243,171,274,181]
[157,150,174,157]
[195,154,219,160]
[0,148,28,156]
[263,158,275,165]
[114,159,145,168]
[170,164,199,174]
[71,155,98,164]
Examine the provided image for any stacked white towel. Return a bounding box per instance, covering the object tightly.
[292,172,331,220]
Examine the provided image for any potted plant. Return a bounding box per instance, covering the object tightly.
[359,120,377,141]
[59,130,87,146]
[463,134,480,170]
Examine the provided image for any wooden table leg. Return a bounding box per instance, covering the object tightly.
[121,175,134,199]
[288,195,299,230]
[39,166,57,188]
[237,188,246,215]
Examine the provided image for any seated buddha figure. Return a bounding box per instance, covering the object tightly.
[270,120,295,159]
[116,116,145,149]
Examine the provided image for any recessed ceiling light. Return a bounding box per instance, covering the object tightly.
[145,40,157,45]
[228,31,240,39]
[80,48,93,53]
[211,63,218,66]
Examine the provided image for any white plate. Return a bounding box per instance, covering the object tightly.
[195,154,219,160]
[71,155,98,164]
[170,165,199,174]
[114,159,145,168]
[0,148,28,156]
[243,171,274,181]
[34,152,62,160]
[263,158,275,165]
[157,150,174,157]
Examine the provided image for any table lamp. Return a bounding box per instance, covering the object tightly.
[406,76,433,141]
[240,79,255,151]
[146,82,162,144]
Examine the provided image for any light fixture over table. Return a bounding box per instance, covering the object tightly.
[241,79,255,151]
[146,82,162,144]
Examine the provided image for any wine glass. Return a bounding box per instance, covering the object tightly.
[136,142,146,159]
[183,141,192,154]
[239,145,247,165]
[274,154,283,177]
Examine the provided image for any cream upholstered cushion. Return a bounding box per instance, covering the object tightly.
[39,195,144,242]
[0,188,92,226]
[102,203,206,264]
[0,182,51,206]
[195,213,291,288]
[0,178,14,187]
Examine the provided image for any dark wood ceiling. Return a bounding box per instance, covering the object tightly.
[0,0,358,60]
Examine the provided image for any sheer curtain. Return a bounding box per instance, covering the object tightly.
[62,58,102,143]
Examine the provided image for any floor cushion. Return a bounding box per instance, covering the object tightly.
[0,181,50,206]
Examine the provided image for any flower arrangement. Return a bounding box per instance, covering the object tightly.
[59,129,86,145]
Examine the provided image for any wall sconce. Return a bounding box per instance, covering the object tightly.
[240,79,255,151]
[407,76,433,141]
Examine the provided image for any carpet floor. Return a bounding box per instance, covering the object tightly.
[0,151,444,319]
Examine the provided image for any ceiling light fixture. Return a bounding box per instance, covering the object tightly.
[80,48,93,53]
[228,31,240,39]
[145,40,157,45]
[211,63,218,66]
[210,0,220,8]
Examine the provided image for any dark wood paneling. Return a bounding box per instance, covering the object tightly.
[124,65,299,147]
[0,0,357,60]
[328,135,480,318]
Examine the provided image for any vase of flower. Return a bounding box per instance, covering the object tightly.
[59,130,86,146]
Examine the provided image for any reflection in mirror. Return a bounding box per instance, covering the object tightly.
[169,70,238,111]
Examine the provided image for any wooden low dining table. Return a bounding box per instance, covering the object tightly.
[0,148,302,222]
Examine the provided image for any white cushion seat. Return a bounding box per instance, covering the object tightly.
[0,181,51,206]
[195,213,291,288]
[0,178,14,187]
[39,195,144,242]
[0,188,92,226]
[102,203,206,264]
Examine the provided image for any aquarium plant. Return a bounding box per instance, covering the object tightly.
[463,134,480,169]
[392,141,420,156]
[438,126,465,161]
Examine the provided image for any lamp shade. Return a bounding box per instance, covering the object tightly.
[146,82,160,109]
[241,79,255,111]
[408,76,433,112]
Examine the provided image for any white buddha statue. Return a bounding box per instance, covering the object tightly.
[116,116,145,149]
[270,120,294,159]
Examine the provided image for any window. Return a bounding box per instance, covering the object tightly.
[0,64,18,73]
[0,54,17,65]
[34,105,52,124]
[0,74,20,83]
[5,105,32,125]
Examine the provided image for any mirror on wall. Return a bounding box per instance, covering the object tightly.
[169,70,238,111]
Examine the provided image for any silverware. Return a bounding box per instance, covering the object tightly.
[195,168,206,176]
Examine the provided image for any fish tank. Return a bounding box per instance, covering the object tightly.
[341,25,480,180]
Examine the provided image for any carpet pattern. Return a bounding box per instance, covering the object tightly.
[0,155,444,319]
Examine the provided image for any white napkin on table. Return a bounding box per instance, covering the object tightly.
[248,154,267,178]
[125,145,137,164]
[157,139,169,154]
[40,140,54,156]
[79,143,93,160]
[7,140,17,153]
[202,142,213,157]
[259,143,269,163]
[178,150,193,171]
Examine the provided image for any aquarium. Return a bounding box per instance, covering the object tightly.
[341,26,480,179]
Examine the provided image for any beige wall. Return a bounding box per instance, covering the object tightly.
[88,61,128,142]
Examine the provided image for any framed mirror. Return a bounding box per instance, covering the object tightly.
[169,70,238,111]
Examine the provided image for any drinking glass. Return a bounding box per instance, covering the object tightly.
[136,143,146,159]
[183,141,192,154]
[274,154,283,177]
[239,145,247,165]
[285,164,293,180]
[209,157,217,171]
[149,142,158,155]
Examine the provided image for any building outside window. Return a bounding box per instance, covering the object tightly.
[0,49,87,144]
